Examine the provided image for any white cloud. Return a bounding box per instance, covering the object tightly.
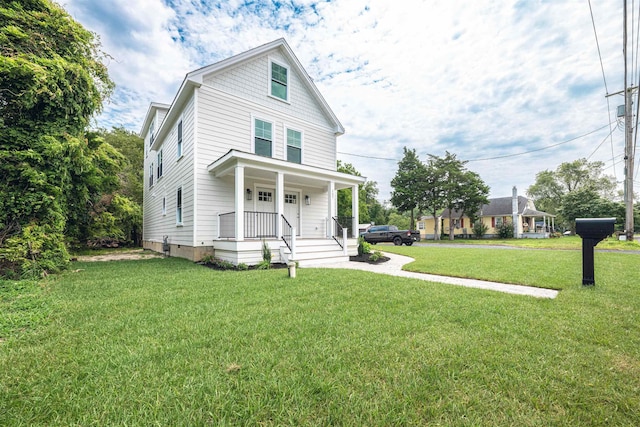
[62,0,629,200]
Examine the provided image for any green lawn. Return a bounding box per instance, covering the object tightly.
[413,235,640,250]
[1,253,640,425]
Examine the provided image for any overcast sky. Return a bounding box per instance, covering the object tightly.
[62,0,632,201]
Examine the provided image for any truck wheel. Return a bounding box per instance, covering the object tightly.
[393,236,402,246]
[406,241,413,246]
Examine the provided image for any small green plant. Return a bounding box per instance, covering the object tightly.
[237,263,248,271]
[357,237,371,256]
[200,255,236,270]
[369,250,383,262]
[200,254,215,264]
[256,259,271,270]
[472,222,488,239]
[261,240,272,263]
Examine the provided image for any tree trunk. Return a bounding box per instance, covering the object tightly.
[448,212,455,241]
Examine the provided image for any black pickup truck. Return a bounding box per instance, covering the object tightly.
[361,225,421,246]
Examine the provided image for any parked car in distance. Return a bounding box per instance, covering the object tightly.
[361,225,420,246]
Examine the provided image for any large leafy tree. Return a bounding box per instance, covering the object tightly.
[527,159,617,215]
[337,161,385,225]
[0,0,113,278]
[390,147,427,230]
[426,152,489,241]
[559,187,624,232]
[65,129,143,249]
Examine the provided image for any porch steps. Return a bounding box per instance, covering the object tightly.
[280,238,355,267]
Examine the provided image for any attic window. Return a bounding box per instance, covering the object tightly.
[270,60,288,101]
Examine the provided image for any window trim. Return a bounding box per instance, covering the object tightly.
[176,186,183,226]
[162,196,166,216]
[176,118,183,159]
[252,115,274,158]
[268,58,290,103]
[284,126,303,164]
[149,119,155,147]
[157,148,163,179]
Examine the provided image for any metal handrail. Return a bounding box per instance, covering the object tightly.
[332,216,344,249]
[281,214,293,251]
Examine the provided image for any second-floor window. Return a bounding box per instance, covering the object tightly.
[177,120,183,158]
[157,149,163,179]
[149,120,155,146]
[270,60,288,101]
[286,128,301,164]
[254,118,272,157]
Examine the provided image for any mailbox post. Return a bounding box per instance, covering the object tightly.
[575,218,615,286]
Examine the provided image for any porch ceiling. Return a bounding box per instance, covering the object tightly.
[207,150,365,190]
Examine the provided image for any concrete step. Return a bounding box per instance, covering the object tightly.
[279,238,355,266]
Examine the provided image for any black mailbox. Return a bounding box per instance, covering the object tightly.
[575,218,615,286]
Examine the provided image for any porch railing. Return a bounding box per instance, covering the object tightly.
[335,216,354,237]
[218,211,278,239]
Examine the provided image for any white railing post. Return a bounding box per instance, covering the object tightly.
[342,227,348,255]
[216,212,220,239]
[291,228,297,260]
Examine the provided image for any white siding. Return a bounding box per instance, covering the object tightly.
[143,95,196,247]
[193,84,338,242]
[203,50,336,140]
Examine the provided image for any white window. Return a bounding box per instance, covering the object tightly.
[270,60,288,101]
[254,118,273,157]
[157,149,163,179]
[285,194,297,204]
[149,163,154,187]
[177,120,183,158]
[176,187,183,225]
[258,190,272,202]
[286,128,302,164]
[149,120,155,146]
[162,196,166,215]
[495,217,503,227]
[418,222,425,230]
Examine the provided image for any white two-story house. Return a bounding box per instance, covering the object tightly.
[140,38,365,266]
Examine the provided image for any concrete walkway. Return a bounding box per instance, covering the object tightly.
[320,252,559,299]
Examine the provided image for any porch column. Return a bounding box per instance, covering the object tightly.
[235,165,245,241]
[276,171,284,238]
[351,184,359,238]
[327,180,335,238]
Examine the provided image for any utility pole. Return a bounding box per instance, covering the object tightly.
[623,0,635,241]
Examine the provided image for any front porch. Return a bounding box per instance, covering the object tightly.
[215,211,357,265]
[206,150,365,265]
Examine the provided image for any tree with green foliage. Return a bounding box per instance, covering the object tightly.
[527,159,617,215]
[423,152,489,240]
[390,147,427,230]
[559,187,624,233]
[337,161,386,226]
[0,0,113,278]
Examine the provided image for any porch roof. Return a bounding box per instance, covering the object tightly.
[207,150,366,190]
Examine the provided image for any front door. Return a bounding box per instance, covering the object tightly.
[284,192,300,235]
[254,187,275,237]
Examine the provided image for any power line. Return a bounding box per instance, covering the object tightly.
[588,0,618,179]
[337,123,613,163]
[587,125,619,160]
[465,124,612,162]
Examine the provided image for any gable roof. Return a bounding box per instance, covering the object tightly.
[141,38,344,148]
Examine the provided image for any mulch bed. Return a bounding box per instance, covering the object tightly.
[349,253,390,264]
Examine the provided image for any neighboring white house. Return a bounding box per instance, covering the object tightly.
[140,38,365,266]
